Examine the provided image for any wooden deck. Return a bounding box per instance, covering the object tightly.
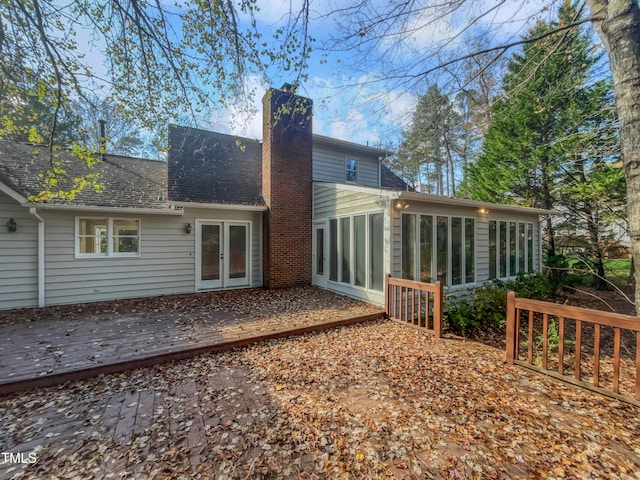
[0,288,384,395]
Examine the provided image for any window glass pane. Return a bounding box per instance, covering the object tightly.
[112,220,139,253]
[316,228,324,276]
[437,216,448,285]
[518,222,526,274]
[401,214,416,280]
[489,220,497,279]
[78,218,107,254]
[509,221,517,276]
[228,225,247,279]
[451,217,462,285]
[419,215,433,283]
[201,224,220,281]
[499,221,507,277]
[369,213,384,291]
[345,158,358,183]
[329,219,338,282]
[527,223,534,272]
[354,215,366,287]
[340,217,350,283]
[465,218,475,283]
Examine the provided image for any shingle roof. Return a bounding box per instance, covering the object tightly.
[168,125,264,206]
[1,129,407,210]
[0,141,168,208]
[381,164,412,191]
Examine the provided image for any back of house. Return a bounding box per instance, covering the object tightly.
[0,86,549,310]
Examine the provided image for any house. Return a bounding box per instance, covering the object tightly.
[0,86,550,310]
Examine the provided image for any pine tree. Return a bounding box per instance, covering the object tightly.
[394,85,462,195]
[466,1,623,277]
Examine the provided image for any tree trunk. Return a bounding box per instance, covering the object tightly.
[541,161,556,257]
[586,209,608,289]
[588,0,640,311]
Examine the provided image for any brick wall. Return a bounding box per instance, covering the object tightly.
[262,88,313,288]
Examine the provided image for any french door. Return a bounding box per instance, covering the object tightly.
[196,221,250,290]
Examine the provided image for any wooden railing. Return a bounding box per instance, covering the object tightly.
[506,291,640,404]
[385,275,443,338]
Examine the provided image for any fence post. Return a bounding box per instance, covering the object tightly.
[505,291,516,364]
[433,281,443,338]
[385,274,391,318]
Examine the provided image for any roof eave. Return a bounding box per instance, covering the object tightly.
[23,203,184,215]
[170,201,268,211]
[0,181,29,204]
[397,191,555,215]
[313,134,393,158]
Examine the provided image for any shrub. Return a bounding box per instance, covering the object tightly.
[543,254,581,295]
[444,274,553,336]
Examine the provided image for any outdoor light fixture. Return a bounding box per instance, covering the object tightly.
[395,200,410,209]
[185,223,192,234]
[6,218,16,232]
[479,208,490,215]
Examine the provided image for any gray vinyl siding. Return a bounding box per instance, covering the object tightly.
[313,183,388,219]
[0,192,38,309]
[313,146,379,187]
[40,207,262,307]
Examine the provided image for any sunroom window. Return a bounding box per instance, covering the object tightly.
[402,213,474,287]
[489,218,536,278]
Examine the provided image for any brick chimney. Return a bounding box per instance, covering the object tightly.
[262,85,313,288]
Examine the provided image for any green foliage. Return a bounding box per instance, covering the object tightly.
[444,274,554,336]
[466,1,614,209]
[394,85,462,195]
[1,0,313,198]
[543,254,581,295]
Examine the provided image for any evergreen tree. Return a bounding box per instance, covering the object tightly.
[466,1,623,281]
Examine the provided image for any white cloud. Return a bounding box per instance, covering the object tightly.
[208,76,267,139]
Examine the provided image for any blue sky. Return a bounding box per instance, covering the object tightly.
[75,0,561,149]
[207,0,562,146]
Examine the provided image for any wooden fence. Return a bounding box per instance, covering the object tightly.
[385,275,443,338]
[506,291,640,405]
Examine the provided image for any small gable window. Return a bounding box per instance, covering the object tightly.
[76,218,140,257]
[345,158,358,183]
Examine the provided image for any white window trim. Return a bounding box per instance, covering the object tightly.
[326,210,386,293]
[401,212,477,289]
[75,216,141,258]
[345,158,358,184]
[490,218,537,280]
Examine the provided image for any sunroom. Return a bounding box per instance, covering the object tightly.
[312,183,550,305]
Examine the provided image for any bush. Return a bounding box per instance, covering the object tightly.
[444,273,553,336]
[543,254,581,295]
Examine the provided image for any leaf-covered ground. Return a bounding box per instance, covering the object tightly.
[2,320,639,479]
[0,287,382,384]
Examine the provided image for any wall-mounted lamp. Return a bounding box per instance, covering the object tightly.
[6,218,17,232]
[185,223,192,234]
[395,200,410,209]
[478,208,490,215]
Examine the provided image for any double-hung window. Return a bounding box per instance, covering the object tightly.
[76,218,140,257]
[345,158,358,183]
